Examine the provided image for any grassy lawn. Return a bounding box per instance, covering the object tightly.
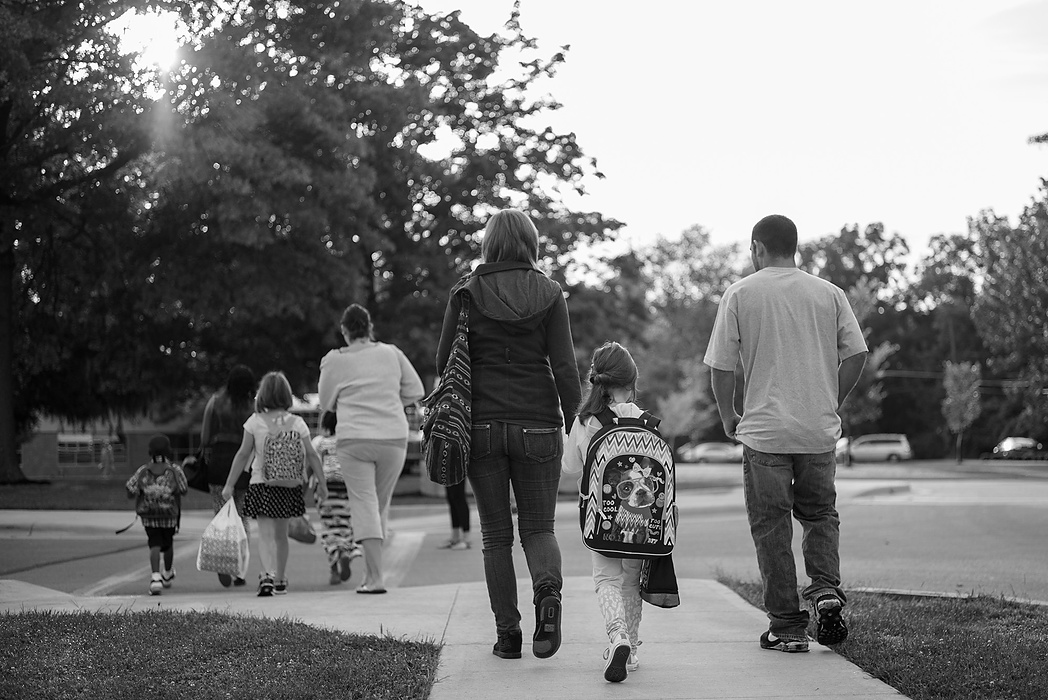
[0,609,439,700]
[720,577,1048,700]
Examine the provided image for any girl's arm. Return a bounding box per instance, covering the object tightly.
[125,468,141,498]
[221,431,255,501]
[173,464,189,495]
[561,417,589,475]
[303,436,328,503]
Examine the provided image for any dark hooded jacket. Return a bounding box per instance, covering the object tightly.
[435,261,581,430]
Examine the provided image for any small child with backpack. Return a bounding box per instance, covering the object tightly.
[222,371,328,597]
[125,434,188,595]
[562,341,678,683]
[310,410,363,585]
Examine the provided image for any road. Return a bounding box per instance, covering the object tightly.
[2,459,1047,603]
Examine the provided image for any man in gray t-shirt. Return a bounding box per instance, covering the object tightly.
[704,214,867,654]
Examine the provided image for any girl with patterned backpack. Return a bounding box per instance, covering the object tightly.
[223,371,328,597]
[563,341,678,684]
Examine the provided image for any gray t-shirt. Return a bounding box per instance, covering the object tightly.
[704,267,867,453]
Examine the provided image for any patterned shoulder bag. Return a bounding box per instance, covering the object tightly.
[421,291,471,486]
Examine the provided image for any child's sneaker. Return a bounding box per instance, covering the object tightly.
[149,573,163,596]
[759,631,809,653]
[448,540,471,550]
[161,568,175,588]
[274,578,288,595]
[257,573,274,597]
[338,553,353,581]
[603,633,631,683]
[814,595,848,645]
[626,647,639,672]
[329,562,342,586]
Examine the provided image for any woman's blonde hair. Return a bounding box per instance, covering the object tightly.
[481,208,539,265]
[255,371,293,412]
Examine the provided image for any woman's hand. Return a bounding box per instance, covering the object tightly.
[221,485,234,502]
[314,481,329,503]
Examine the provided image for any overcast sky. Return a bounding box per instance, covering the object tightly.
[413,0,1048,264]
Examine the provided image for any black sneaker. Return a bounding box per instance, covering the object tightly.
[257,574,274,597]
[532,587,562,659]
[492,630,522,659]
[274,578,288,596]
[760,631,809,653]
[815,596,848,645]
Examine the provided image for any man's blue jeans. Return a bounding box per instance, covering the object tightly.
[742,446,846,640]
[468,421,564,635]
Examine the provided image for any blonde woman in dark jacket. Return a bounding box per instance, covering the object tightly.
[435,208,582,661]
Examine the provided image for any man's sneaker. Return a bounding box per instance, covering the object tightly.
[257,573,274,597]
[626,647,639,672]
[760,631,809,653]
[492,630,522,659]
[815,595,849,645]
[161,568,175,588]
[274,578,288,595]
[532,587,562,659]
[149,573,163,596]
[603,633,631,683]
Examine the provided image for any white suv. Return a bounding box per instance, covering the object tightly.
[837,434,913,463]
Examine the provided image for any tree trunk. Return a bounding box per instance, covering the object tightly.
[955,431,963,464]
[0,213,28,482]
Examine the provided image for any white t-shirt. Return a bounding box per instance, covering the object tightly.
[243,411,311,485]
[703,267,867,453]
[562,402,646,479]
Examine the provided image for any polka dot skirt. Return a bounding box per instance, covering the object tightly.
[243,483,305,519]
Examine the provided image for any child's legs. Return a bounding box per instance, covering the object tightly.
[256,517,289,578]
[621,559,644,645]
[320,477,354,565]
[592,551,628,641]
[145,527,165,573]
[158,528,175,571]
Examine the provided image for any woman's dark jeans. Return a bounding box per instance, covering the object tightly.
[468,420,564,635]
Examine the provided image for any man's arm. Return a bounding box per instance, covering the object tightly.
[838,351,868,409]
[710,368,741,441]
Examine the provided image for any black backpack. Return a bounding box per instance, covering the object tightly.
[579,408,677,559]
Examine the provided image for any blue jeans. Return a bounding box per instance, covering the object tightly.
[742,446,846,640]
[468,421,564,635]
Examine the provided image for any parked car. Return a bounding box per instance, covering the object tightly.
[679,442,744,464]
[836,434,913,463]
[982,436,1045,460]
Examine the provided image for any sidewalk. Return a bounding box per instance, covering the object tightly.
[0,486,909,699]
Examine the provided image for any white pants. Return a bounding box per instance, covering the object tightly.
[592,551,643,644]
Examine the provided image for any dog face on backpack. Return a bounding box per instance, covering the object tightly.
[615,468,657,510]
[608,462,660,543]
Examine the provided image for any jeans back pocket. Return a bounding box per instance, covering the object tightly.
[522,427,561,463]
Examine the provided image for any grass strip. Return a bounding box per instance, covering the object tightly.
[0,609,439,700]
[720,576,1048,700]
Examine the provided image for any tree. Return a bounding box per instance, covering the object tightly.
[798,222,910,296]
[1,1,170,481]
[970,185,1048,437]
[941,361,982,463]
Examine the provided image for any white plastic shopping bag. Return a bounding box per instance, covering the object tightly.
[196,499,249,578]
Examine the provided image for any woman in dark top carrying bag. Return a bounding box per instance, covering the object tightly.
[200,364,256,587]
[435,208,582,661]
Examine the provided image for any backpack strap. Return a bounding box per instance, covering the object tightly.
[595,407,617,427]
[639,411,661,429]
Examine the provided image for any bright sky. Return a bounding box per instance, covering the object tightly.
[414,0,1048,265]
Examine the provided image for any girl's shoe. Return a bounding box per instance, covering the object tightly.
[274,578,288,595]
[338,554,353,581]
[257,573,275,597]
[532,587,562,659]
[448,540,471,550]
[437,539,459,549]
[149,573,163,596]
[603,633,631,683]
[161,568,175,588]
[627,649,639,672]
[329,563,342,586]
[492,630,522,659]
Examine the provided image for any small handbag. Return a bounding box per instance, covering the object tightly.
[288,515,317,544]
[183,451,210,493]
[421,291,471,487]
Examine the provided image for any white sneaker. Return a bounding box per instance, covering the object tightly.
[603,633,631,683]
[149,573,163,596]
[627,648,639,672]
[161,568,175,588]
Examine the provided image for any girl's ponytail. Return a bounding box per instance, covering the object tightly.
[577,342,639,420]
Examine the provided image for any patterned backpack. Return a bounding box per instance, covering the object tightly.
[261,415,305,487]
[134,466,180,519]
[579,408,677,559]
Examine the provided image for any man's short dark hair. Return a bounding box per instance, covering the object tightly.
[752,215,798,258]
